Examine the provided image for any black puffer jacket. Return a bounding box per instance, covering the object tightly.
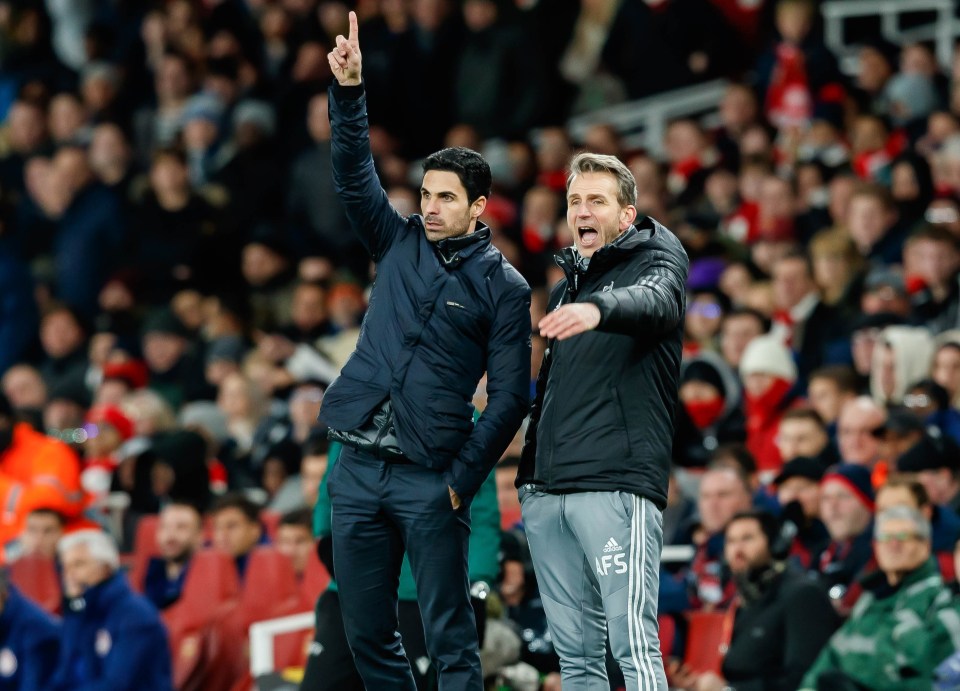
[517,218,688,509]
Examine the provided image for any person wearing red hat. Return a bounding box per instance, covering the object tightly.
[817,464,876,615]
[80,404,135,499]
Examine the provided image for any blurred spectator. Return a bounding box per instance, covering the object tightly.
[18,508,65,560]
[0,364,47,421]
[0,573,61,691]
[275,507,314,580]
[0,237,39,377]
[897,433,960,516]
[869,325,934,406]
[718,307,768,370]
[817,464,875,612]
[50,530,172,691]
[0,100,48,195]
[0,391,84,548]
[454,0,541,140]
[670,510,838,691]
[776,408,831,464]
[262,439,303,511]
[739,334,800,476]
[770,249,844,382]
[837,396,886,469]
[872,408,926,464]
[80,404,134,499]
[859,266,912,318]
[690,462,754,609]
[807,230,864,314]
[211,492,264,579]
[909,226,960,333]
[904,378,960,443]
[132,51,195,162]
[800,507,960,690]
[37,304,89,394]
[143,501,203,610]
[141,308,203,411]
[773,456,830,568]
[876,476,960,565]
[807,366,860,438]
[845,183,907,265]
[673,352,745,469]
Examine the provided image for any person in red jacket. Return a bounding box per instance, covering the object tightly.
[0,392,85,552]
[739,334,801,482]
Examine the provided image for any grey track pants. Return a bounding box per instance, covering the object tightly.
[520,487,667,691]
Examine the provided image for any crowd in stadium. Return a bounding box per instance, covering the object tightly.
[3,0,960,689]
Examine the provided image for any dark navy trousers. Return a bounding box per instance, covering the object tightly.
[327,446,481,690]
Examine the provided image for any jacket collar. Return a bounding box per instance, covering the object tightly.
[432,223,491,269]
[556,217,658,284]
[68,571,128,617]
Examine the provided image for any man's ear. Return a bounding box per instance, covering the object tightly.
[620,204,638,230]
[471,195,488,220]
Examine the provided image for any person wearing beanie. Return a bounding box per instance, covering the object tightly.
[0,391,86,551]
[80,404,136,498]
[816,464,876,615]
[897,433,960,516]
[673,352,746,469]
[774,455,831,568]
[739,334,800,479]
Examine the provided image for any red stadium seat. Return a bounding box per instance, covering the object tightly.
[260,510,281,541]
[658,613,676,660]
[683,610,727,675]
[162,549,241,691]
[8,554,61,613]
[128,514,159,593]
[203,547,304,691]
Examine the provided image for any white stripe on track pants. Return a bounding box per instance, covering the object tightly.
[520,487,667,691]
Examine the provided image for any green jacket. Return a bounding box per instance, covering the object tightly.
[313,439,501,599]
[799,558,960,691]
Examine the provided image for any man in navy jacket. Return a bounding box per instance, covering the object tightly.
[0,578,60,691]
[49,530,171,691]
[319,12,531,691]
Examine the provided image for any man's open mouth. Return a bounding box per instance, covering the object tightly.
[578,227,599,244]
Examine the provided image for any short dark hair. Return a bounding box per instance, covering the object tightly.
[279,508,313,531]
[878,475,930,508]
[303,436,330,458]
[781,407,825,427]
[211,492,260,524]
[724,307,771,334]
[809,365,860,394]
[727,509,781,549]
[422,147,491,203]
[162,500,203,526]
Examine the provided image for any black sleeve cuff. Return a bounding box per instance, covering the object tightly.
[331,80,365,100]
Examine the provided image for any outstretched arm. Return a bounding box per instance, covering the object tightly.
[327,11,406,261]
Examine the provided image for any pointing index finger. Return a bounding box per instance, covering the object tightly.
[348,10,359,42]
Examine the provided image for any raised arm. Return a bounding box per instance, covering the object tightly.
[327,11,406,261]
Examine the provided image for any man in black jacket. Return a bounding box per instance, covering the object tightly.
[517,152,688,690]
[669,510,839,691]
[319,13,531,691]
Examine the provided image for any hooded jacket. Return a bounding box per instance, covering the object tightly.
[517,217,688,509]
[673,351,746,468]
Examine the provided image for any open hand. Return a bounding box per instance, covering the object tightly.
[538,303,600,340]
[327,11,362,86]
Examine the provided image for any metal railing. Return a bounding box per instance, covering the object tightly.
[566,79,729,158]
[822,0,958,68]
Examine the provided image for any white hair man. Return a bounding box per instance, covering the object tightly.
[48,530,172,690]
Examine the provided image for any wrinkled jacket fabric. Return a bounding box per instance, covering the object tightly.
[800,558,960,691]
[317,82,532,499]
[49,572,172,691]
[518,218,688,509]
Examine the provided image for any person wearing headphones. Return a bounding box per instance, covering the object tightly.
[670,509,839,691]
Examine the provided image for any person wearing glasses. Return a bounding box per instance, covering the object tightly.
[800,505,960,691]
